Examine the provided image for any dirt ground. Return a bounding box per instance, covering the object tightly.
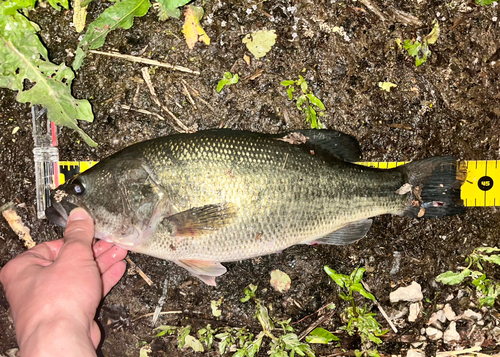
[1,0,500,356]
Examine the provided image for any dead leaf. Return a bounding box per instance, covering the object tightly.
[242,30,276,59]
[270,269,291,293]
[183,5,210,50]
[276,132,308,145]
[243,54,251,66]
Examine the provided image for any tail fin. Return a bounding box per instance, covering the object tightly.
[398,157,466,218]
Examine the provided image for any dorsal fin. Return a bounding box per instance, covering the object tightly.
[273,130,362,162]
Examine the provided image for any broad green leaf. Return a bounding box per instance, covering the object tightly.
[184,335,204,352]
[424,20,440,45]
[305,327,340,344]
[0,7,96,146]
[324,266,347,289]
[475,247,500,253]
[154,0,191,20]
[306,94,325,110]
[73,0,151,69]
[436,269,470,285]
[255,302,274,333]
[280,80,295,86]
[242,30,277,59]
[299,77,308,93]
[286,86,295,100]
[378,82,397,92]
[183,5,210,50]
[481,255,500,265]
[350,267,366,284]
[270,269,291,293]
[1,0,37,14]
[296,95,307,111]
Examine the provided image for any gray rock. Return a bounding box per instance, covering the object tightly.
[426,327,443,340]
[390,282,423,303]
[443,322,461,344]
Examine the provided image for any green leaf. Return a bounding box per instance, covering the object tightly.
[280,80,295,87]
[1,0,37,15]
[0,7,96,146]
[270,269,291,293]
[286,86,295,100]
[217,72,239,92]
[475,0,498,5]
[306,94,325,110]
[73,0,152,69]
[255,302,274,333]
[177,325,192,348]
[436,269,470,285]
[184,335,204,352]
[47,0,68,11]
[240,284,257,302]
[242,30,277,59]
[155,325,177,337]
[299,76,308,93]
[424,20,440,45]
[296,95,307,111]
[475,247,500,253]
[350,267,366,284]
[481,255,500,266]
[305,327,340,344]
[154,0,191,20]
[211,298,223,317]
[324,266,348,289]
[351,283,376,301]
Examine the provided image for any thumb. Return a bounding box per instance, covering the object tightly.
[60,208,95,259]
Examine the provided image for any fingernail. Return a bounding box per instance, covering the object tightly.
[68,208,90,222]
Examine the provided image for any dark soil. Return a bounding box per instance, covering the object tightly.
[1,0,500,356]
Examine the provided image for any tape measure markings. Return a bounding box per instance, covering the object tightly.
[57,160,499,207]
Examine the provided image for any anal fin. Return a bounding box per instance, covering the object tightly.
[305,219,373,246]
[175,259,227,286]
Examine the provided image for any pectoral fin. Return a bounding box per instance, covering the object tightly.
[305,219,373,246]
[164,203,236,238]
[175,259,227,286]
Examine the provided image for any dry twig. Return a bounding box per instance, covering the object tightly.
[89,50,200,75]
[126,257,153,286]
[362,281,398,333]
[1,202,35,249]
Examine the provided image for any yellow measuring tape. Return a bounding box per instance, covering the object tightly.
[58,160,500,207]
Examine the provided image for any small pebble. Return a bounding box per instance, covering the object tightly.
[443,322,460,344]
[426,327,443,340]
[409,303,421,322]
[407,349,425,357]
[443,304,456,321]
[463,309,482,320]
[390,281,423,303]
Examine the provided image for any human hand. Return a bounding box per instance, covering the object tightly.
[0,208,128,357]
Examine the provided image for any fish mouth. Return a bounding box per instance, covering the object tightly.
[45,200,78,227]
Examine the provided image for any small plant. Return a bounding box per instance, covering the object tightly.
[217,72,240,92]
[436,247,500,308]
[401,20,440,67]
[198,324,217,349]
[281,76,325,129]
[324,266,388,357]
[475,0,498,5]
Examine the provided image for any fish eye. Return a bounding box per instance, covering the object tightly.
[72,180,85,195]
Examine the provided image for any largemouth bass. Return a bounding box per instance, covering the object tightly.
[46,130,465,285]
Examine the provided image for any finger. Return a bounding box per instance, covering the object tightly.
[101,260,127,297]
[93,240,115,258]
[95,245,128,274]
[90,321,101,349]
[58,208,95,262]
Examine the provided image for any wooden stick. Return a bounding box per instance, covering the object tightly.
[89,50,200,75]
[126,257,153,286]
[1,202,35,249]
[362,281,398,333]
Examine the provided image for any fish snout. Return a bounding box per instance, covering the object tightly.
[45,193,78,227]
